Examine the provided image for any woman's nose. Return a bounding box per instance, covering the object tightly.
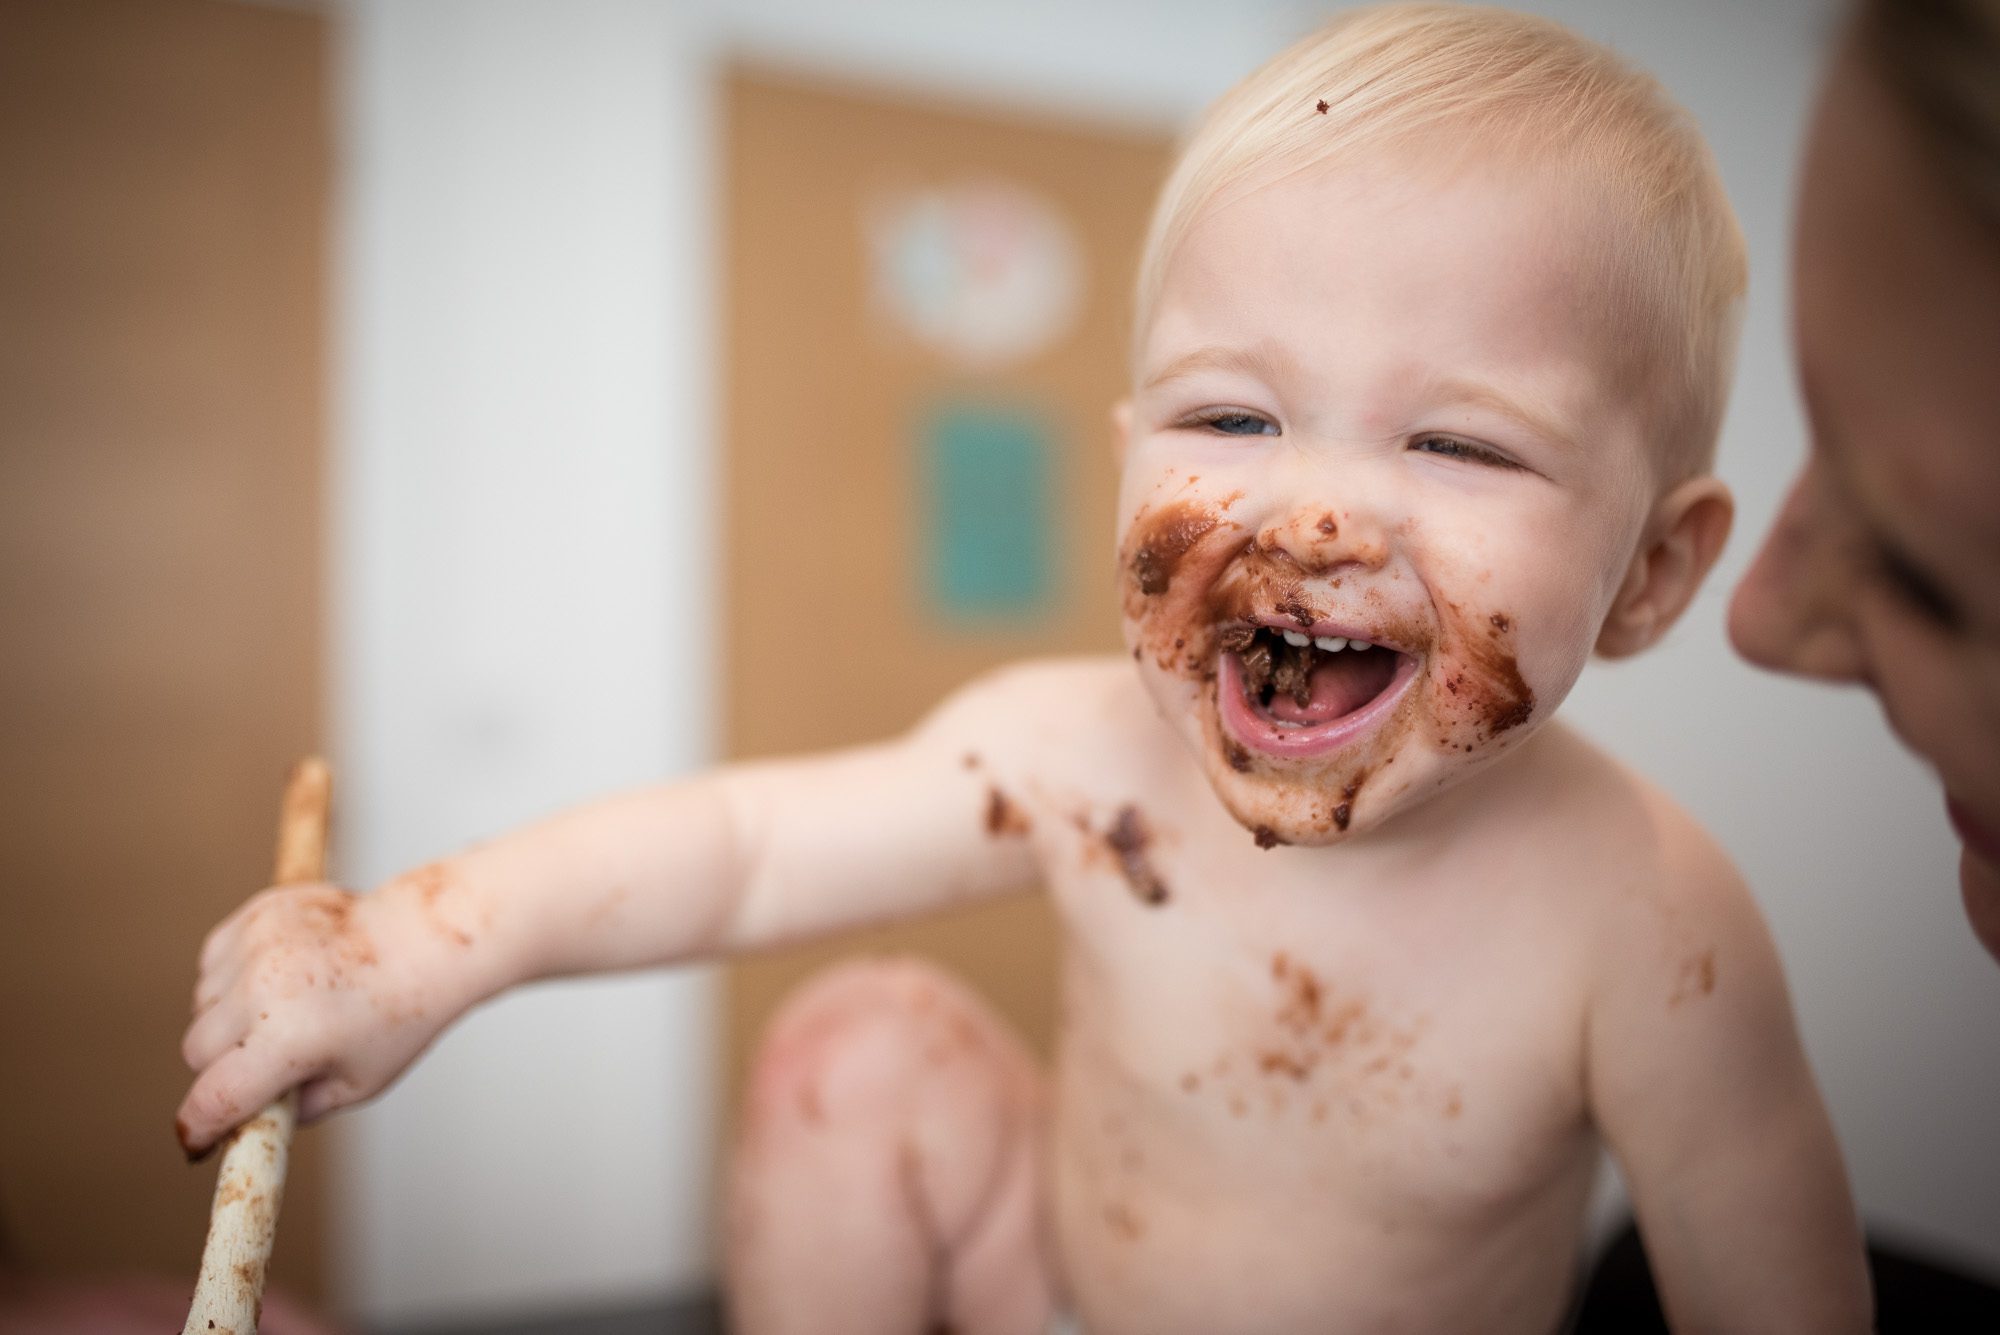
[1729,462,1868,682]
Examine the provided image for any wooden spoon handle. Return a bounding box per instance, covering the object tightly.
[183,757,330,1335]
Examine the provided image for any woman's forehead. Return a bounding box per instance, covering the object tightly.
[1798,52,2000,610]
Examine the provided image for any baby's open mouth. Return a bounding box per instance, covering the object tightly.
[1216,622,1416,758]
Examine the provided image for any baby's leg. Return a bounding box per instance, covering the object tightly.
[727,957,1055,1335]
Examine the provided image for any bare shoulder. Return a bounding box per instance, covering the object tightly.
[1529,725,1778,1018]
[1529,724,1744,900]
[911,654,1165,778]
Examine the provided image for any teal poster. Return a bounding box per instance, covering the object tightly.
[920,400,1055,621]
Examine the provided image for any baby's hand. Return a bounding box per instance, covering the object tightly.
[176,879,469,1158]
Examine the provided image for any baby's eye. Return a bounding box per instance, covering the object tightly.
[1411,434,1520,469]
[1179,408,1280,437]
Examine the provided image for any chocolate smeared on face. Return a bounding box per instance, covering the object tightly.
[1437,605,1535,741]
[1122,497,1245,676]
[1123,490,1545,844]
[1226,624,1401,720]
[1127,502,1222,597]
[1276,591,1316,629]
[1329,771,1369,832]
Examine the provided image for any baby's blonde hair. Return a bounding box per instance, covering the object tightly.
[1132,3,1748,481]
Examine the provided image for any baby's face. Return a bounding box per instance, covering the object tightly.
[1121,153,1659,845]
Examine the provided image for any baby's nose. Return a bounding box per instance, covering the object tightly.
[1254,506,1389,575]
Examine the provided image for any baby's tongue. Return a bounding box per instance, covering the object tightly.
[1268,654,1383,725]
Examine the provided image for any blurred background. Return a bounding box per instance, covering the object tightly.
[2,0,1996,1331]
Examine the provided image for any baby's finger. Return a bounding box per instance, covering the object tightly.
[296,1073,362,1126]
[190,957,242,1018]
[197,890,273,973]
[173,1042,308,1161]
[180,996,248,1073]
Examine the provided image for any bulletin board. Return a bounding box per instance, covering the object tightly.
[720,67,1171,1105]
[0,0,330,1296]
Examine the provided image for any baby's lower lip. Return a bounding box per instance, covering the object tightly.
[1216,648,1417,759]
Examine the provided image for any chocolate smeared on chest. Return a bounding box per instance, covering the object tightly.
[1104,804,1170,906]
[984,786,1031,838]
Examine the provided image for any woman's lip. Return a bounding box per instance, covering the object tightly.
[1216,648,1418,759]
[1945,798,2000,865]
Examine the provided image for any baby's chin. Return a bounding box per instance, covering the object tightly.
[1185,702,1403,848]
[1212,776,1358,848]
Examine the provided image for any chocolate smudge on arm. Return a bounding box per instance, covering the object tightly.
[1104,806,1170,906]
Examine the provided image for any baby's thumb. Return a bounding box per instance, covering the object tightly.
[174,1043,299,1162]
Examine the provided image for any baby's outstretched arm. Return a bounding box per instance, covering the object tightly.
[175,664,1053,1156]
[1585,812,1871,1333]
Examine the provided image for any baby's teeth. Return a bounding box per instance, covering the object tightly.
[1282,630,1311,647]
[1314,636,1349,652]
[1347,638,1372,651]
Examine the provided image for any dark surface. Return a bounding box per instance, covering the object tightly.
[380,1221,2000,1334]
[1575,1220,2000,1333]
[378,1293,723,1335]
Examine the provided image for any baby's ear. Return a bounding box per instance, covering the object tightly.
[1597,477,1735,658]
[1111,399,1133,465]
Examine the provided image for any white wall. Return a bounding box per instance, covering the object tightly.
[333,1,720,1323]
[332,0,1999,1323]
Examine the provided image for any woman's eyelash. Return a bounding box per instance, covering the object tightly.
[1176,408,1280,436]
[1875,543,1963,629]
[1411,434,1520,469]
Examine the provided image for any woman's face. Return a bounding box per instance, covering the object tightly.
[1730,45,2000,963]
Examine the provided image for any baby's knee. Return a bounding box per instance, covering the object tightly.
[744,956,1008,1137]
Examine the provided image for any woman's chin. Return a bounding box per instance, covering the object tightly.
[1962,846,2000,967]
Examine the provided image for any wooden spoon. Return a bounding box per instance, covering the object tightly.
[182,757,330,1335]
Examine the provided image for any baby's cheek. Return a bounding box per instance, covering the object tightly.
[1424,605,1542,754]
[1119,494,1245,678]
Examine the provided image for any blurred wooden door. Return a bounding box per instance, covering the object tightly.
[0,0,329,1296]
[720,69,1170,1103]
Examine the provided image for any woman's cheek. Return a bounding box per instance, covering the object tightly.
[1862,605,2000,818]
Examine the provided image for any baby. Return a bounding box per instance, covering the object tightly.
[177,7,1873,1333]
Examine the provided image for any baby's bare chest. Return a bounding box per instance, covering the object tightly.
[1034,791,1599,1218]
[1060,934,1590,1211]
[1044,892,1597,1333]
